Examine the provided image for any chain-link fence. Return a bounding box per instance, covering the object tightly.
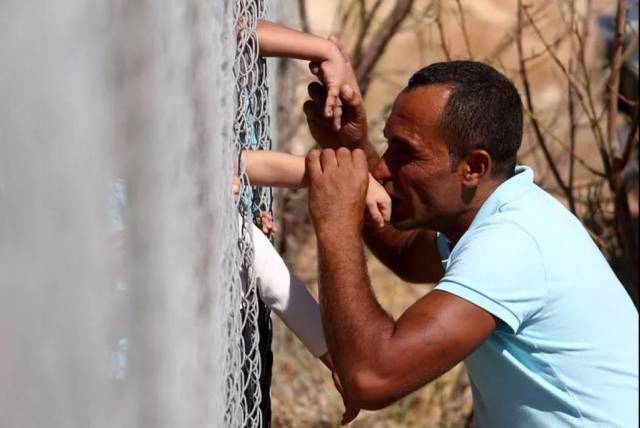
[225,0,276,426]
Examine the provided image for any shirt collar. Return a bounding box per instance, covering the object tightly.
[468,165,535,230]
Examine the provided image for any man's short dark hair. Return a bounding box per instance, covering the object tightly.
[407,61,523,178]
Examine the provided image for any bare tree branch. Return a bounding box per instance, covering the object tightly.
[354,0,415,95]
[353,0,384,65]
[607,0,628,160]
[517,0,572,202]
[455,0,474,59]
[298,0,310,34]
[568,59,578,214]
[435,0,452,60]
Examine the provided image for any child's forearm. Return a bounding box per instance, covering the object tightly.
[244,150,308,189]
[257,20,338,62]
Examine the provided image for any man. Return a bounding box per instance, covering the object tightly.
[303,60,639,426]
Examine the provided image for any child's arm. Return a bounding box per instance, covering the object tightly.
[243,150,307,189]
[243,150,391,227]
[257,20,337,63]
[256,20,345,130]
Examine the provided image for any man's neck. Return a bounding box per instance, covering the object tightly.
[440,178,506,245]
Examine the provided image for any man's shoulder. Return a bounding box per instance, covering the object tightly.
[475,184,583,249]
[451,216,545,280]
[459,214,540,253]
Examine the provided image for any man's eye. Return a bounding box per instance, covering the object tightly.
[392,140,414,155]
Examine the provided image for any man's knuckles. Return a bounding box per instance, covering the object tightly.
[308,82,328,105]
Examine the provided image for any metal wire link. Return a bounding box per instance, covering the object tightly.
[225,0,274,426]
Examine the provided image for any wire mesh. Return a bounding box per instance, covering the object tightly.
[225,0,274,426]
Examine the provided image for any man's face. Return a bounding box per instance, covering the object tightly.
[372,84,464,230]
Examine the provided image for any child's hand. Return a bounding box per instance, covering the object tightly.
[309,43,346,131]
[365,174,391,228]
[258,211,278,238]
[232,175,241,195]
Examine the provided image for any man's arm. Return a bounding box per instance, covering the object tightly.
[362,224,444,284]
[307,148,496,410]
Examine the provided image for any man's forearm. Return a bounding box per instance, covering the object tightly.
[362,224,444,284]
[316,228,394,395]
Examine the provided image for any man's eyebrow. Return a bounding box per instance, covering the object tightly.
[387,133,416,149]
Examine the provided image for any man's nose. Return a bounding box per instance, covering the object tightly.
[372,154,392,183]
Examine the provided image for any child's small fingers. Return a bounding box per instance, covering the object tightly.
[367,204,384,228]
[326,85,341,117]
[380,202,391,222]
[374,213,385,228]
[325,98,336,118]
[232,176,241,194]
[333,107,342,131]
[328,84,341,100]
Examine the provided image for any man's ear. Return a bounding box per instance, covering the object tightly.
[460,149,491,187]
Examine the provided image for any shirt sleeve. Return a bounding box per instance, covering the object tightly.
[435,220,547,333]
[250,223,327,357]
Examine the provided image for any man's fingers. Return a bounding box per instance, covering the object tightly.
[308,81,328,109]
[309,61,321,76]
[336,147,351,167]
[305,149,323,182]
[320,149,338,171]
[341,405,360,425]
[340,84,363,109]
[303,101,331,127]
[352,148,368,171]
[367,202,385,228]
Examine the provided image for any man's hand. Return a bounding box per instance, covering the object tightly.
[320,353,361,425]
[304,82,368,151]
[305,36,367,150]
[306,148,369,235]
[332,371,361,425]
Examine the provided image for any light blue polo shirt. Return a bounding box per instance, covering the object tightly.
[435,166,639,427]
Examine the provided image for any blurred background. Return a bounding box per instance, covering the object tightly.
[269,0,638,426]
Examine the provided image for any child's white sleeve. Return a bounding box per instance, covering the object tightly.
[250,223,328,357]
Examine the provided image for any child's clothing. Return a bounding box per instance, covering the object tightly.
[250,221,327,357]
